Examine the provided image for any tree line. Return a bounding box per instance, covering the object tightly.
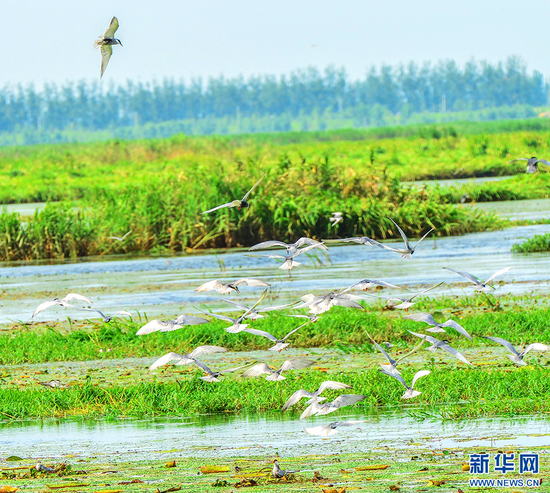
[0,56,546,134]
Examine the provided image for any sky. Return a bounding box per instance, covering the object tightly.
[2,0,550,87]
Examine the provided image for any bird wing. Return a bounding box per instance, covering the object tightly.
[368,238,403,253]
[300,400,323,420]
[189,345,227,358]
[388,217,411,250]
[280,358,316,372]
[249,240,289,251]
[317,380,353,393]
[407,282,445,301]
[351,279,399,290]
[281,389,314,411]
[443,267,480,285]
[149,352,185,371]
[537,159,550,166]
[281,323,307,341]
[219,299,251,311]
[64,293,93,304]
[103,16,119,38]
[242,328,278,342]
[242,363,273,377]
[190,358,213,375]
[195,279,223,292]
[32,300,59,318]
[440,343,473,365]
[484,266,513,284]
[136,320,168,335]
[234,278,271,288]
[100,44,113,78]
[304,425,338,437]
[107,236,122,241]
[408,330,439,345]
[411,370,431,389]
[339,236,373,245]
[413,228,434,250]
[258,301,300,313]
[219,364,251,374]
[482,336,518,356]
[509,158,529,163]
[294,237,329,251]
[379,368,408,389]
[329,394,366,408]
[173,314,209,326]
[292,243,325,258]
[206,312,237,323]
[523,343,550,356]
[441,319,472,340]
[201,201,237,214]
[241,173,266,201]
[121,231,131,240]
[371,340,397,366]
[332,297,364,310]
[404,312,437,325]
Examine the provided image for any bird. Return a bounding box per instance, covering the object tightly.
[272,460,298,478]
[107,231,131,241]
[93,17,122,78]
[79,308,133,323]
[38,380,69,389]
[249,237,328,255]
[509,157,550,174]
[324,236,373,246]
[281,381,353,411]
[190,359,251,382]
[32,293,93,318]
[329,212,343,226]
[300,394,366,420]
[35,463,55,473]
[296,291,364,315]
[219,298,299,320]
[241,358,316,381]
[379,369,431,399]
[201,173,266,214]
[443,267,512,292]
[148,346,227,371]
[239,325,306,352]
[368,218,434,258]
[201,290,268,333]
[482,336,549,366]
[343,278,399,292]
[247,242,324,271]
[404,312,472,340]
[366,282,444,309]
[136,314,209,335]
[370,334,426,375]
[304,420,366,437]
[408,331,473,365]
[195,278,270,294]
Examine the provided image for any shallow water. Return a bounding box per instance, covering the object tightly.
[1,413,548,461]
[473,198,550,221]
[1,224,550,324]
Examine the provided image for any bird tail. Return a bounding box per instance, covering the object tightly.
[93,38,103,50]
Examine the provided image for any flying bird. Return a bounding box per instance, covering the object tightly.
[369,333,426,375]
[249,237,327,255]
[79,308,133,323]
[93,17,122,78]
[281,381,352,411]
[190,359,251,382]
[482,336,549,366]
[379,369,431,399]
[201,173,266,214]
[443,267,512,292]
[365,282,444,309]
[408,331,473,365]
[510,157,550,174]
[323,236,373,246]
[329,212,343,226]
[247,242,323,271]
[32,293,93,318]
[240,325,306,352]
[296,291,364,314]
[195,278,270,295]
[136,314,209,335]
[369,218,434,258]
[108,231,131,242]
[148,346,227,371]
[404,312,472,340]
[219,298,299,320]
[304,420,366,437]
[241,358,316,381]
[300,394,366,419]
[343,278,399,292]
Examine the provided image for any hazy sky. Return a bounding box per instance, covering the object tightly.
[2,0,550,87]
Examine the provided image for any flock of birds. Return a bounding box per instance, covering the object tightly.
[31,168,549,457]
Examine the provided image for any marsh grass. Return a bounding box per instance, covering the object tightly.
[3,295,550,365]
[512,233,550,253]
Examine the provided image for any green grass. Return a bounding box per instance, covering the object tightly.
[512,233,550,252]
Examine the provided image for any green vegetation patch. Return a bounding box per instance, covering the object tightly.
[512,233,550,253]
